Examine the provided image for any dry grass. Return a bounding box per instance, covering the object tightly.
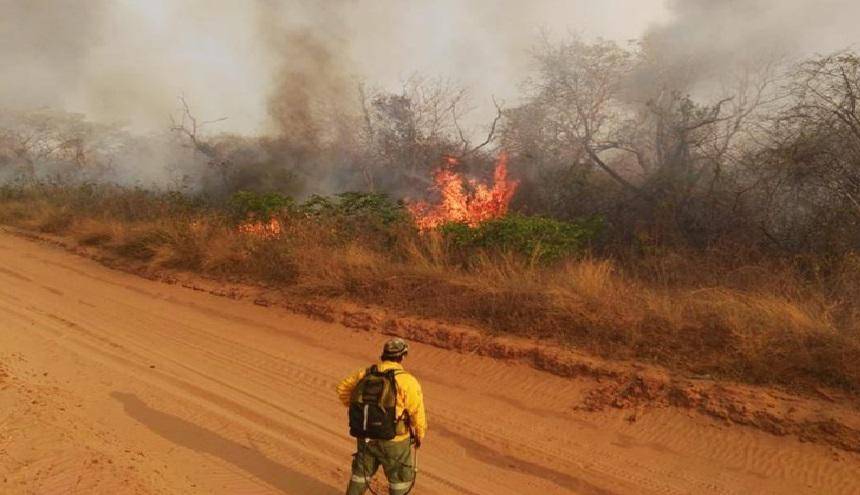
[1,189,858,393]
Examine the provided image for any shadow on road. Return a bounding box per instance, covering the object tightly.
[111,391,338,494]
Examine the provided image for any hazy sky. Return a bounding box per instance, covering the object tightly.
[1,0,670,134]
[3,0,860,136]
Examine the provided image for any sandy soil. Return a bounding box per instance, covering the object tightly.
[0,230,859,495]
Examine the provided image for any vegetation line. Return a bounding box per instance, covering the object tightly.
[1,185,857,395]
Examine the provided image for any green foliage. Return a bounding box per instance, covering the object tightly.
[298,192,407,225]
[441,214,604,263]
[229,191,294,218]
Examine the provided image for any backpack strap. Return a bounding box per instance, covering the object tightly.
[384,369,413,429]
[383,369,399,392]
[354,366,379,404]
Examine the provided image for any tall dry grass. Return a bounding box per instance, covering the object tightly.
[1,186,858,393]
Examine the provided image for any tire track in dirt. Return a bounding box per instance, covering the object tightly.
[2,230,860,494]
[0,299,346,467]
[1,252,596,492]
[0,255,579,493]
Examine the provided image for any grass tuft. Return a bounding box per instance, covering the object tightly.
[1,185,858,393]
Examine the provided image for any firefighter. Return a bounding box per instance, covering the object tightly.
[336,338,427,495]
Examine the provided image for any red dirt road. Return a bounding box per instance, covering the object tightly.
[0,230,858,494]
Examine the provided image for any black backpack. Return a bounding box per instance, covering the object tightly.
[348,366,402,440]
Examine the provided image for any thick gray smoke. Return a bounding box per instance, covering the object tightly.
[0,0,669,136]
[3,0,860,193]
[0,0,270,133]
[638,0,860,95]
[650,0,860,59]
[0,0,108,110]
[256,0,358,146]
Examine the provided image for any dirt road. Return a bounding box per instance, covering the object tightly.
[0,230,858,494]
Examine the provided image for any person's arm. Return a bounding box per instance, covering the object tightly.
[402,375,427,443]
[336,368,366,407]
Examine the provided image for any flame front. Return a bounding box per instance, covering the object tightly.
[409,153,518,230]
[238,217,283,239]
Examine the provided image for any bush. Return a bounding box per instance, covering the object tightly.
[112,229,166,261]
[441,214,604,263]
[2,186,860,393]
[36,209,74,234]
[229,191,294,219]
[299,192,407,225]
[297,192,410,249]
[246,240,298,284]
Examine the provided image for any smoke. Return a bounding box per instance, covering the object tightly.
[0,0,672,136]
[0,0,270,133]
[5,1,860,135]
[256,0,358,147]
[4,0,860,194]
[650,0,860,58]
[638,0,860,95]
[0,0,108,110]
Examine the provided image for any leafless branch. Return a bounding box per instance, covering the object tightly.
[453,96,504,159]
[169,95,227,153]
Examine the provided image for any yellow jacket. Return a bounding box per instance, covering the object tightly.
[336,361,427,443]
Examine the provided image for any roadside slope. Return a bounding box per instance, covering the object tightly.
[0,230,858,495]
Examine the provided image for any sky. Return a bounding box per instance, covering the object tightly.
[3,0,860,136]
[0,0,670,134]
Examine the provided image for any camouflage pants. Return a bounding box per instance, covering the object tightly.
[346,438,414,495]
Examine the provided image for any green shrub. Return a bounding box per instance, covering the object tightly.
[298,192,407,225]
[229,191,294,219]
[298,192,410,249]
[441,214,604,263]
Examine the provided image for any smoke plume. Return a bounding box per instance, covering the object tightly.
[0,0,108,110]
[638,0,860,94]
[3,0,860,193]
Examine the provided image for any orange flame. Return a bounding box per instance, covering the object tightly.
[409,153,518,230]
[238,217,283,239]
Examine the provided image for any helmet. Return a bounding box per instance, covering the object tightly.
[381,338,409,359]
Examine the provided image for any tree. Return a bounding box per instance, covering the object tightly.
[753,51,860,252]
[357,76,500,195]
[505,35,779,245]
[0,109,123,183]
